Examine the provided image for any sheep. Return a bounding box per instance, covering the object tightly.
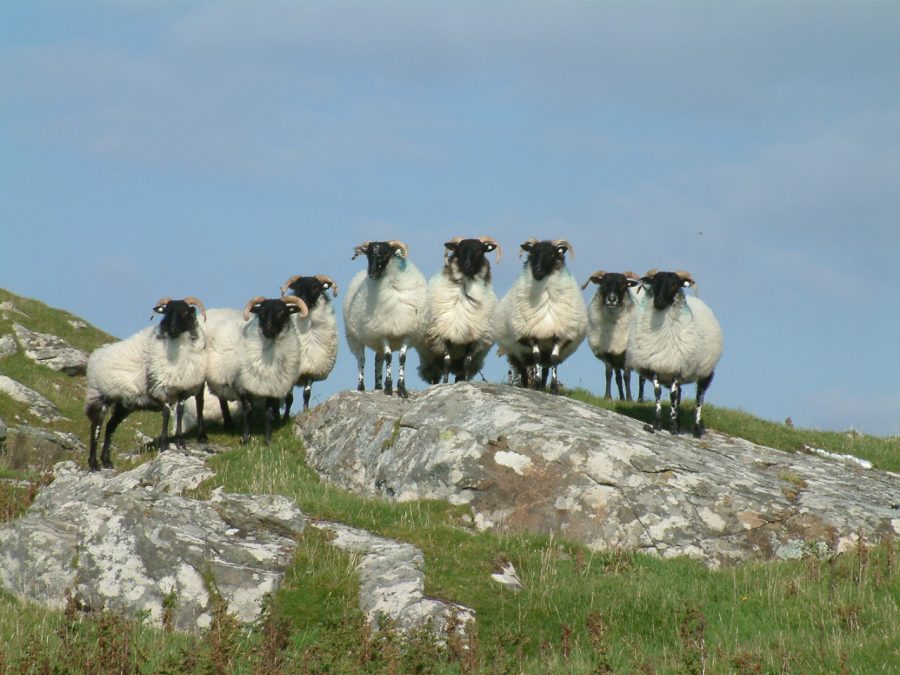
[343,240,430,397]
[582,270,641,401]
[416,236,501,384]
[280,274,339,416]
[496,239,587,394]
[204,295,308,444]
[84,297,208,471]
[626,269,723,437]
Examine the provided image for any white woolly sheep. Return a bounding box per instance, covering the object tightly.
[416,236,501,384]
[84,297,208,471]
[496,239,588,394]
[626,269,723,437]
[583,270,641,401]
[204,295,308,443]
[280,274,339,415]
[343,240,430,397]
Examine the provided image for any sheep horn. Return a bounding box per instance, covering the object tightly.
[675,270,695,285]
[153,297,172,310]
[242,296,267,321]
[479,236,502,263]
[643,268,659,279]
[553,239,574,258]
[519,237,539,258]
[387,240,409,258]
[280,274,302,296]
[352,242,371,260]
[581,270,606,290]
[183,296,207,322]
[315,275,338,297]
[624,271,640,281]
[282,294,309,318]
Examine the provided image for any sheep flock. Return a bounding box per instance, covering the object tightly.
[84,238,723,469]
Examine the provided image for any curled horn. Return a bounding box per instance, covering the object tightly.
[443,236,464,264]
[553,239,574,258]
[352,241,371,260]
[280,274,302,296]
[315,275,338,297]
[387,240,409,258]
[153,297,171,309]
[519,237,539,258]
[282,294,309,318]
[183,296,207,322]
[643,268,659,279]
[479,236,502,263]
[242,296,267,321]
[624,271,639,281]
[581,270,606,290]
[675,270,695,285]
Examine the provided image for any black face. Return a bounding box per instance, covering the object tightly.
[522,241,567,281]
[154,300,200,339]
[445,239,494,280]
[642,271,692,311]
[249,298,302,339]
[286,276,330,310]
[362,241,402,280]
[596,273,638,308]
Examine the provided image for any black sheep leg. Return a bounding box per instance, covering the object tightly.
[694,372,715,438]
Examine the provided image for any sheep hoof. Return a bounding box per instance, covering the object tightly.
[384,383,393,396]
[693,427,703,438]
[357,382,365,392]
[397,383,408,398]
[197,433,209,444]
[643,424,656,434]
[240,435,250,445]
[88,460,100,472]
[101,460,114,470]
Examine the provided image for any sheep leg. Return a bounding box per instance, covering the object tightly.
[357,352,367,392]
[603,363,614,399]
[264,396,277,445]
[159,403,171,452]
[239,395,253,445]
[283,390,294,421]
[615,368,626,401]
[195,389,207,444]
[373,352,384,390]
[383,347,393,396]
[694,372,715,438]
[303,383,312,411]
[101,402,129,469]
[462,344,474,382]
[442,352,451,384]
[531,344,543,390]
[219,396,234,430]
[652,374,663,431]
[669,381,681,435]
[175,400,187,449]
[397,345,408,398]
[549,342,561,395]
[624,369,633,402]
[86,401,108,472]
[638,376,646,402]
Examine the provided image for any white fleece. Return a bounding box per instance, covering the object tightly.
[343,256,430,356]
[586,287,637,360]
[626,293,723,386]
[292,300,338,384]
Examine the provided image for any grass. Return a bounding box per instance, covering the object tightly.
[2,288,900,671]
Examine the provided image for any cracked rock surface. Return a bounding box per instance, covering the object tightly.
[299,383,900,567]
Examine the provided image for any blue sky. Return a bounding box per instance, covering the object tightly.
[2,1,899,436]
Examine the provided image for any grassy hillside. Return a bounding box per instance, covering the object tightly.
[1,289,899,672]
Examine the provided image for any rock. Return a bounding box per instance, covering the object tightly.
[3,425,85,470]
[299,383,900,567]
[0,416,7,451]
[0,334,17,358]
[312,520,475,638]
[12,323,89,375]
[0,375,67,422]
[0,301,28,318]
[0,451,307,632]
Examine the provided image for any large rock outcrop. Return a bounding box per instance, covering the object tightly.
[299,383,900,567]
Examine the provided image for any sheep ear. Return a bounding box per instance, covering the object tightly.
[153,305,167,314]
[682,279,695,288]
[627,279,640,288]
[443,241,458,251]
[482,242,496,252]
[556,245,568,256]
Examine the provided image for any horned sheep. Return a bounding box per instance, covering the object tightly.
[343,240,430,397]
[417,236,501,384]
[496,239,587,393]
[626,269,723,437]
[583,270,641,401]
[203,295,308,444]
[280,274,339,415]
[84,297,208,471]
